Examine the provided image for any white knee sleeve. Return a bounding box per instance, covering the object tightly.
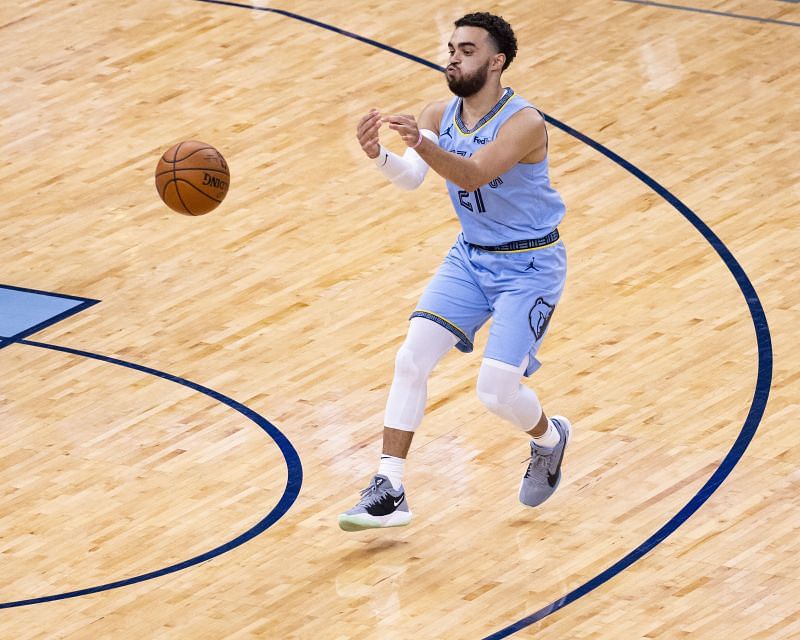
[476,357,542,430]
[384,318,458,431]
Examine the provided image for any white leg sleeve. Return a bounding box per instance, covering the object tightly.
[476,357,543,431]
[384,317,458,431]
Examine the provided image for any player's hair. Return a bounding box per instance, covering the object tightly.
[454,12,517,70]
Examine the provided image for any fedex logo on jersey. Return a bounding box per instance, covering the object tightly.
[473,135,489,145]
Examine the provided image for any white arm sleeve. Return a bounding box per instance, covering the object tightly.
[373,129,438,190]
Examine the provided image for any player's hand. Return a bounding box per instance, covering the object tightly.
[356,109,382,159]
[383,114,421,148]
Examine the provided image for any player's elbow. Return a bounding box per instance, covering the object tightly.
[451,173,480,192]
[457,178,485,192]
[393,173,425,190]
[457,163,490,192]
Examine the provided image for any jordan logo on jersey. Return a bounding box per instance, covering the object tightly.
[529,297,555,340]
[440,124,453,140]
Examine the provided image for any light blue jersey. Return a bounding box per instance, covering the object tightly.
[409,87,567,376]
[437,88,565,245]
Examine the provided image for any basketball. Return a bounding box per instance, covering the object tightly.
[154,140,230,216]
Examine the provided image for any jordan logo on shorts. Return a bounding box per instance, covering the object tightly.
[524,257,539,271]
[529,297,555,340]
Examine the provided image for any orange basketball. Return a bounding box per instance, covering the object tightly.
[155,141,230,216]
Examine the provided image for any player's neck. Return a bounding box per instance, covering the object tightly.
[460,82,506,128]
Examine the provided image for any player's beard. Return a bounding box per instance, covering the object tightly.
[446,59,490,97]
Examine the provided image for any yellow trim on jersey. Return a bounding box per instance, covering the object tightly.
[414,309,469,338]
[453,90,515,136]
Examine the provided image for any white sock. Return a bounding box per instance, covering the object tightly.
[378,455,405,490]
[532,419,561,448]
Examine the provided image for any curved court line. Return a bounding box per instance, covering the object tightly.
[0,338,303,609]
[481,123,773,638]
[188,2,774,635]
[194,0,443,70]
[617,0,800,28]
[191,2,773,636]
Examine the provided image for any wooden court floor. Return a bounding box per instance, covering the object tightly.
[0,0,798,638]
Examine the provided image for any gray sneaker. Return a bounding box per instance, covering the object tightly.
[519,416,572,507]
[338,474,412,532]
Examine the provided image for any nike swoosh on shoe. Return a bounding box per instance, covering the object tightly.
[547,422,567,487]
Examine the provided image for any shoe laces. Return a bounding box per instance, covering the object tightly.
[522,447,551,477]
[356,479,388,508]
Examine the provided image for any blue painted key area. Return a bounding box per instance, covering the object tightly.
[0,285,99,348]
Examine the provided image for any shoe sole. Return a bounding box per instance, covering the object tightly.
[338,510,412,532]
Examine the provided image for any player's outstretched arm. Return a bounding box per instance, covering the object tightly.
[384,107,546,192]
[361,101,445,191]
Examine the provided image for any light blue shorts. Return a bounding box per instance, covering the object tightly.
[410,233,567,377]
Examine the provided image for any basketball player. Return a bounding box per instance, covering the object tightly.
[339,12,570,531]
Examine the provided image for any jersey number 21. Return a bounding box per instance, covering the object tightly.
[458,188,486,213]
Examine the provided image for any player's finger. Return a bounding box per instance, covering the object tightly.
[381,114,409,125]
[357,111,376,127]
[356,118,377,138]
[357,126,380,146]
[382,114,416,123]
[362,128,380,146]
[357,111,382,135]
[361,120,381,141]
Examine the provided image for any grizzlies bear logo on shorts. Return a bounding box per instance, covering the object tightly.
[529,297,555,340]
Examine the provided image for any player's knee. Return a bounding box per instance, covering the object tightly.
[393,344,424,384]
[476,357,530,418]
[477,389,503,415]
[476,358,543,430]
[476,375,518,414]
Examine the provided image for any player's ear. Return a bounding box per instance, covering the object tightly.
[493,52,506,72]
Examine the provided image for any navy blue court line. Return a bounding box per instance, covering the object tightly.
[194,2,774,635]
[0,284,100,351]
[0,338,303,608]
[481,121,773,638]
[194,1,773,636]
[193,0,442,71]
[617,0,800,27]
[0,283,99,302]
